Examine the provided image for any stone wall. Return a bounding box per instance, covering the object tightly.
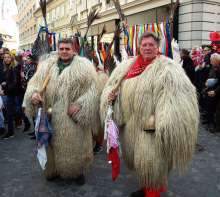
[178,0,220,49]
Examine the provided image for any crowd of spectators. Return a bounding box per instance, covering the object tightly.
[0,44,219,141]
[0,48,37,139]
[180,46,220,133]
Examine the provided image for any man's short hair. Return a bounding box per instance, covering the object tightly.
[139,32,160,46]
[58,38,74,47]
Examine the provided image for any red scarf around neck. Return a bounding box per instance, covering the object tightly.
[125,55,156,79]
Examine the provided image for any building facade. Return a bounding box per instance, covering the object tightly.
[178,0,220,49]
[0,0,18,50]
[16,0,220,50]
[0,31,17,50]
[15,0,38,50]
[69,0,220,49]
[69,0,172,48]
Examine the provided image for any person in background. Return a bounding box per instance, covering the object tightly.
[1,52,17,139]
[0,48,5,84]
[203,47,212,66]
[194,47,211,109]
[0,48,10,122]
[180,49,195,84]
[191,47,204,68]
[0,85,5,136]
[22,54,38,139]
[205,53,220,133]
[14,54,31,132]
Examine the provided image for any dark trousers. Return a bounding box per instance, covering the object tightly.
[215,100,220,131]
[15,95,30,127]
[6,96,16,134]
[204,96,217,126]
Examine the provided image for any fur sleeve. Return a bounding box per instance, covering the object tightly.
[154,58,199,173]
[70,57,100,135]
[23,57,56,117]
[100,58,135,126]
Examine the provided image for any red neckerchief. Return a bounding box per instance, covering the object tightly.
[125,55,156,79]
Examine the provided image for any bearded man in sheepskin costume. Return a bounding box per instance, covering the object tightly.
[100,32,199,197]
[24,38,100,185]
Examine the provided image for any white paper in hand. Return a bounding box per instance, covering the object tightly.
[35,107,42,133]
[37,145,47,170]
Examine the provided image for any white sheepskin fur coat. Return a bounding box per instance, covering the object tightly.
[24,54,100,179]
[100,55,199,188]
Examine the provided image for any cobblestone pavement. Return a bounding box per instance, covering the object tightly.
[0,125,219,197]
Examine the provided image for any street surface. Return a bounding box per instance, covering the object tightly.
[0,125,220,197]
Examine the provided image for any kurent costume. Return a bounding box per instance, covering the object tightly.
[95,70,109,137]
[24,54,100,179]
[100,55,199,195]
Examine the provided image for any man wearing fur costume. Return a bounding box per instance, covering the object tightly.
[24,38,100,185]
[100,32,199,197]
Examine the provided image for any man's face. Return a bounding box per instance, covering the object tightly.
[58,43,75,62]
[3,54,12,65]
[139,37,159,60]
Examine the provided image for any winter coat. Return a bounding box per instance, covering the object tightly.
[100,55,199,188]
[182,56,195,83]
[195,66,210,93]
[24,54,100,179]
[2,65,17,96]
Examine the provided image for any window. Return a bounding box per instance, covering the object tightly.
[106,0,114,9]
[47,13,50,23]
[49,11,52,22]
[80,10,87,19]
[69,0,75,9]
[56,6,60,19]
[61,4,64,17]
[64,2,67,14]
[52,9,55,21]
